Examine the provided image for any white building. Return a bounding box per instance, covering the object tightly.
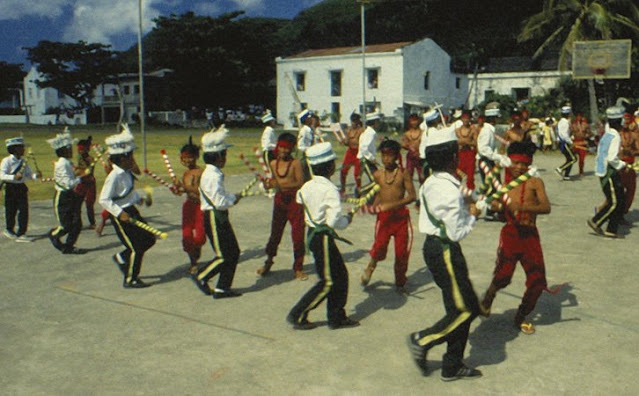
[275,38,468,129]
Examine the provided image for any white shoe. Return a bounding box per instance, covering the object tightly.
[3,229,17,240]
[15,235,33,243]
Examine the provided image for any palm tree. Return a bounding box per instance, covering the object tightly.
[518,0,639,120]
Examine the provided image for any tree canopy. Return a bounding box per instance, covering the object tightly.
[0,61,24,102]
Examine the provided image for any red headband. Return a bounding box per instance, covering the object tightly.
[508,154,532,165]
[276,140,295,150]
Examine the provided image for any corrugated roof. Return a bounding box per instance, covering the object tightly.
[285,42,413,59]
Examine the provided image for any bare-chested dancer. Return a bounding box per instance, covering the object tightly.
[455,112,477,190]
[339,112,364,195]
[401,114,424,184]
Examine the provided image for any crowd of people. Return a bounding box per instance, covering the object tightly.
[1,100,638,381]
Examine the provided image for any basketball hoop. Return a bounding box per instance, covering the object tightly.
[588,53,611,84]
[590,67,607,84]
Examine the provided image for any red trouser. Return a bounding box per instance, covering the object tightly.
[340,147,361,189]
[491,224,547,317]
[265,190,305,271]
[182,199,206,256]
[369,207,412,287]
[74,177,96,225]
[574,138,587,175]
[457,148,476,190]
[405,150,424,183]
[620,157,636,214]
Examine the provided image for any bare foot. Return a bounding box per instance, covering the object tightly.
[294,270,308,281]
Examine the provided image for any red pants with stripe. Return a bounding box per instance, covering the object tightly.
[340,147,361,189]
[620,157,636,214]
[405,150,424,184]
[182,199,206,257]
[457,148,476,190]
[491,224,547,317]
[265,190,305,271]
[369,207,412,286]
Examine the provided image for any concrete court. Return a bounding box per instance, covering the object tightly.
[1,152,638,395]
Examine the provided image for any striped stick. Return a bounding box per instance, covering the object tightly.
[26,149,42,175]
[91,144,108,171]
[131,219,167,239]
[40,177,54,183]
[143,168,178,193]
[349,184,380,214]
[160,149,178,185]
[459,185,484,202]
[238,153,266,181]
[240,190,268,197]
[253,146,272,178]
[239,176,259,197]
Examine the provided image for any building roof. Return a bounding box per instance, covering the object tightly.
[285,42,413,59]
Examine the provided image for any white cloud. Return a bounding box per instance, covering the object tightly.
[194,2,221,16]
[61,0,164,45]
[0,0,72,20]
[229,0,265,12]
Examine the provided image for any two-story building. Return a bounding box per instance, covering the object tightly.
[275,38,469,129]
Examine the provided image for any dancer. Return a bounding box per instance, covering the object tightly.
[455,112,477,190]
[555,105,577,180]
[401,114,424,184]
[1,137,41,241]
[572,115,592,179]
[48,129,85,254]
[258,132,306,280]
[287,142,358,330]
[99,124,156,288]
[481,141,551,335]
[74,136,97,228]
[260,110,277,169]
[178,136,206,275]
[340,112,364,195]
[297,109,315,181]
[619,114,638,220]
[406,127,482,381]
[357,111,381,195]
[360,139,416,293]
[193,126,243,299]
[588,106,627,238]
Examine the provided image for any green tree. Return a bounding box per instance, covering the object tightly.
[23,40,118,110]
[518,0,639,120]
[0,61,24,102]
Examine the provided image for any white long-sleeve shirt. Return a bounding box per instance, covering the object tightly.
[357,126,377,162]
[296,176,350,230]
[594,127,625,177]
[0,155,36,184]
[99,164,141,217]
[557,117,572,144]
[199,164,236,211]
[419,171,476,242]
[297,125,314,153]
[261,126,276,152]
[476,123,501,161]
[53,157,80,192]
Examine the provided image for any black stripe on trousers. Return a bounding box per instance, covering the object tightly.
[51,190,83,248]
[111,206,156,282]
[592,171,625,233]
[199,209,240,290]
[415,236,480,373]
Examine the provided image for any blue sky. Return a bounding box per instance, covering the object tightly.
[0,0,322,65]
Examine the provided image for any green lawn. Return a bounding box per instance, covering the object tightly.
[1,124,349,202]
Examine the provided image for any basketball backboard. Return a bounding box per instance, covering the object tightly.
[572,39,632,80]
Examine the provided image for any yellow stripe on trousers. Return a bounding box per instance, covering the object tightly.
[113,216,136,282]
[417,245,471,347]
[302,234,333,315]
[51,190,63,236]
[198,210,224,281]
[594,178,618,227]
[559,145,577,171]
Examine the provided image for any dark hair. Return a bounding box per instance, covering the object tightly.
[109,152,131,167]
[278,132,296,145]
[507,141,537,157]
[7,145,22,155]
[55,147,68,158]
[203,150,225,165]
[366,118,379,126]
[180,135,200,157]
[379,138,401,154]
[609,118,623,130]
[78,135,92,147]
[310,160,335,177]
[424,141,458,171]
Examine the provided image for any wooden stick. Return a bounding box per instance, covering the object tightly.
[238,153,266,181]
[131,219,167,239]
[160,149,178,185]
[254,146,272,178]
[143,168,179,193]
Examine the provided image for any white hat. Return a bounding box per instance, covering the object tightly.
[306,142,336,165]
[484,108,501,117]
[561,105,572,114]
[452,109,462,119]
[202,124,232,153]
[105,124,136,155]
[47,127,75,150]
[423,109,439,123]
[5,137,24,148]
[261,110,274,124]
[366,110,381,121]
[605,106,625,120]
[297,109,310,125]
[425,127,457,149]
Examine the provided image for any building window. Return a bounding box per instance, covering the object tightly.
[360,102,380,115]
[424,72,430,90]
[295,72,305,91]
[28,88,33,99]
[455,77,461,89]
[367,68,379,89]
[331,102,340,122]
[301,102,308,110]
[330,70,342,97]
[57,90,64,99]
[134,84,140,94]
[124,85,131,95]
[512,87,530,102]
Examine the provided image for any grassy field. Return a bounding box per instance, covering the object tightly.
[0,123,350,202]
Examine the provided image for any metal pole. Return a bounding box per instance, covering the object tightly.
[361,1,367,124]
[137,0,147,169]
